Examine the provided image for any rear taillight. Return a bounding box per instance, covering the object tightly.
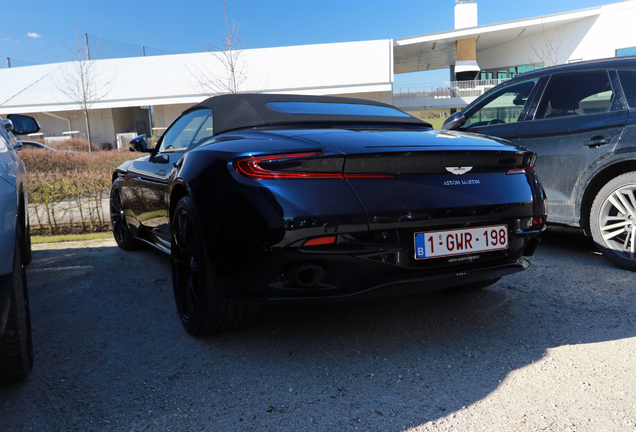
[235,152,341,179]
[234,152,394,180]
[506,167,536,175]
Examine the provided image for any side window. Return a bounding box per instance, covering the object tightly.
[462,78,540,129]
[618,70,636,108]
[188,113,214,150]
[158,109,210,152]
[535,71,614,120]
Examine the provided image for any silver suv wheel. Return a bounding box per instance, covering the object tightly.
[590,172,636,270]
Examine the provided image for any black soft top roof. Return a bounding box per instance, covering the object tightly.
[186,93,430,135]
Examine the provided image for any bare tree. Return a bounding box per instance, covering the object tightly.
[192,0,247,95]
[56,29,113,152]
[530,24,565,67]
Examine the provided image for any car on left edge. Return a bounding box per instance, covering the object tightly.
[0,113,41,384]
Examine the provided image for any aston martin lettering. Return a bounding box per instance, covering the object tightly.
[446,166,473,175]
[443,179,481,186]
[448,255,481,263]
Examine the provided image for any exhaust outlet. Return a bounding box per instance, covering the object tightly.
[286,263,325,287]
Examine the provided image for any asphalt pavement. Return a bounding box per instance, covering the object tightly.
[1,226,635,431]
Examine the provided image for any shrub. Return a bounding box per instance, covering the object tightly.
[21,149,139,234]
[44,138,100,152]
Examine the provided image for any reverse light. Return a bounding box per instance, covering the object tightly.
[519,216,545,231]
[530,217,544,230]
[506,167,537,175]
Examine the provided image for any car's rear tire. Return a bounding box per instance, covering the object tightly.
[0,227,34,385]
[110,184,137,251]
[590,172,636,271]
[171,197,257,334]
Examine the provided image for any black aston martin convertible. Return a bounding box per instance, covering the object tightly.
[111,94,546,334]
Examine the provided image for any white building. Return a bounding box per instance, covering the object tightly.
[394,0,636,110]
[1,1,635,146]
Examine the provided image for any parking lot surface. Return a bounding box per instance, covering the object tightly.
[1,227,635,431]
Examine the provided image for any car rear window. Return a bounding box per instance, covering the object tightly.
[266,102,411,117]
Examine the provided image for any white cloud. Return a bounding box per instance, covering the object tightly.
[27,32,42,38]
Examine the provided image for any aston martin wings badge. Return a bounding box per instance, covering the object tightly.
[445,166,473,175]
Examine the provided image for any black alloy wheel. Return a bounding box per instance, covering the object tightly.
[0,226,34,384]
[110,184,136,251]
[170,196,257,334]
[171,200,204,330]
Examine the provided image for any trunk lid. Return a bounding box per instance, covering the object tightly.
[296,128,538,229]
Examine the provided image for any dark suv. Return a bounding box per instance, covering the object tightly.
[443,57,636,271]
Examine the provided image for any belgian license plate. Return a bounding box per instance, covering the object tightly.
[414,225,508,260]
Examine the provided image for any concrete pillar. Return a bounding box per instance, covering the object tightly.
[454,1,480,81]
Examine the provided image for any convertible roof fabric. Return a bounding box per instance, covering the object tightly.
[188,94,429,135]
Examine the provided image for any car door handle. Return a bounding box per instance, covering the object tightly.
[584,136,611,147]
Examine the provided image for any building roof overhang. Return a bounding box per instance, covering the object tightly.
[393,5,604,73]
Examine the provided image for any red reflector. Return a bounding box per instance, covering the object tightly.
[506,167,536,175]
[303,236,337,246]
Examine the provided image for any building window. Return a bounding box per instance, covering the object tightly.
[479,65,542,81]
[617,47,636,57]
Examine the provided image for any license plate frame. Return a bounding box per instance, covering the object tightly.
[414,224,508,260]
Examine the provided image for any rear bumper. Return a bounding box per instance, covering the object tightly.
[226,225,541,303]
[241,258,530,304]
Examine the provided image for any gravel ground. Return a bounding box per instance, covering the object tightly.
[1,226,635,431]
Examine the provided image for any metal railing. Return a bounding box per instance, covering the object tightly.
[393,79,508,106]
[116,132,138,150]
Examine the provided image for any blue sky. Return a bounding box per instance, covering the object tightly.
[1,0,623,86]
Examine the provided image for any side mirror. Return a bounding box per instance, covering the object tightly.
[129,134,150,153]
[6,114,40,135]
[1,119,13,133]
[441,111,466,131]
[513,94,528,106]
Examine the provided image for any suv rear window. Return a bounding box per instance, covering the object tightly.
[535,71,614,119]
